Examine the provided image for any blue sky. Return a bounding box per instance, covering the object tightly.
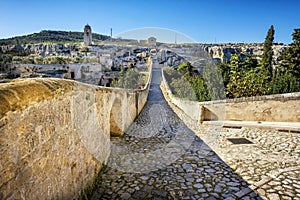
[0,0,299,44]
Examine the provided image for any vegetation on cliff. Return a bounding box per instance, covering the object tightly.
[163,27,300,101]
[222,27,300,98]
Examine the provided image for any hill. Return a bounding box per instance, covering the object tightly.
[0,30,111,45]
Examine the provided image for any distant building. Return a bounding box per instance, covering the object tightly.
[139,40,148,46]
[139,37,157,46]
[148,37,156,46]
[84,24,92,46]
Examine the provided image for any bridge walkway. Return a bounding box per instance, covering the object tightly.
[91,60,261,199]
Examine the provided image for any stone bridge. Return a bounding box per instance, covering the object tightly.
[91,59,300,200]
[0,59,299,199]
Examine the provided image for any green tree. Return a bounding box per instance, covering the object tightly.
[177,62,193,76]
[269,70,300,94]
[0,54,12,65]
[34,56,44,64]
[12,56,23,64]
[261,25,275,78]
[73,56,83,64]
[23,57,34,64]
[226,54,243,98]
[269,28,300,94]
[217,62,230,88]
[111,68,145,89]
[170,76,198,101]
[163,66,181,82]
[49,56,66,64]
[203,62,225,100]
[243,67,269,96]
[277,28,300,78]
[0,54,12,72]
[187,75,211,101]
[163,66,211,101]
[226,54,266,98]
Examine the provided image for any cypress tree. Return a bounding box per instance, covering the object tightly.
[261,25,275,78]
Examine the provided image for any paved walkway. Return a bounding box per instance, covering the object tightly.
[160,68,300,199]
[92,60,300,199]
[209,127,300,200]
[92,61,263,199]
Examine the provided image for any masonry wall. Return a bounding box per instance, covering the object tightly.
[109,58,152,136]
[202,93,300,122]
[0,73,151,199]
[0,79,111,199]
[108,88,138,136]
[161,69,300,123]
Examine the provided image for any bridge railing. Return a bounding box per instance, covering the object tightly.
[161,67,300,126]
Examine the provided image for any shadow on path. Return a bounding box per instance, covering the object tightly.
[92,60,261,200]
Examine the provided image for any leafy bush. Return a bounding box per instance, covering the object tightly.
[111,68,147,89]
[163,66,211,101]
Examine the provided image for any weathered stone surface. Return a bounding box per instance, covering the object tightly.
[0,80,108,199]
[0,78,73,118]
[0,69,151,199]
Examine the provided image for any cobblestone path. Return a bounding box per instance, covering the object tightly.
[210,128,300,200]
[92,61,261,199]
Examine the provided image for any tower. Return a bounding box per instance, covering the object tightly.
[84,24,92,46]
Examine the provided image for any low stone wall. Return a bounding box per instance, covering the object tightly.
[161,68,300,123]
[203,93,300,122]
[108,88,144,136]
[109,58,152,136]
[0,61,151,199]
[0,79,110,199]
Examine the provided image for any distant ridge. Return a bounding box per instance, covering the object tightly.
[0,30,111,45]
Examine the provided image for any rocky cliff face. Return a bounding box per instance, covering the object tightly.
[157,49,186,67]
[157,43,286,66]
[207,43,286,63]
[1,43,287,66]
[0,43,80,56]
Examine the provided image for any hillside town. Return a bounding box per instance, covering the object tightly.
[0,24,286,87]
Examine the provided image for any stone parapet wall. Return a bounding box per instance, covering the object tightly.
[108,58,152,136]
[0,79,110,199]
[0,59,151,200]
[161,68,300,123]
